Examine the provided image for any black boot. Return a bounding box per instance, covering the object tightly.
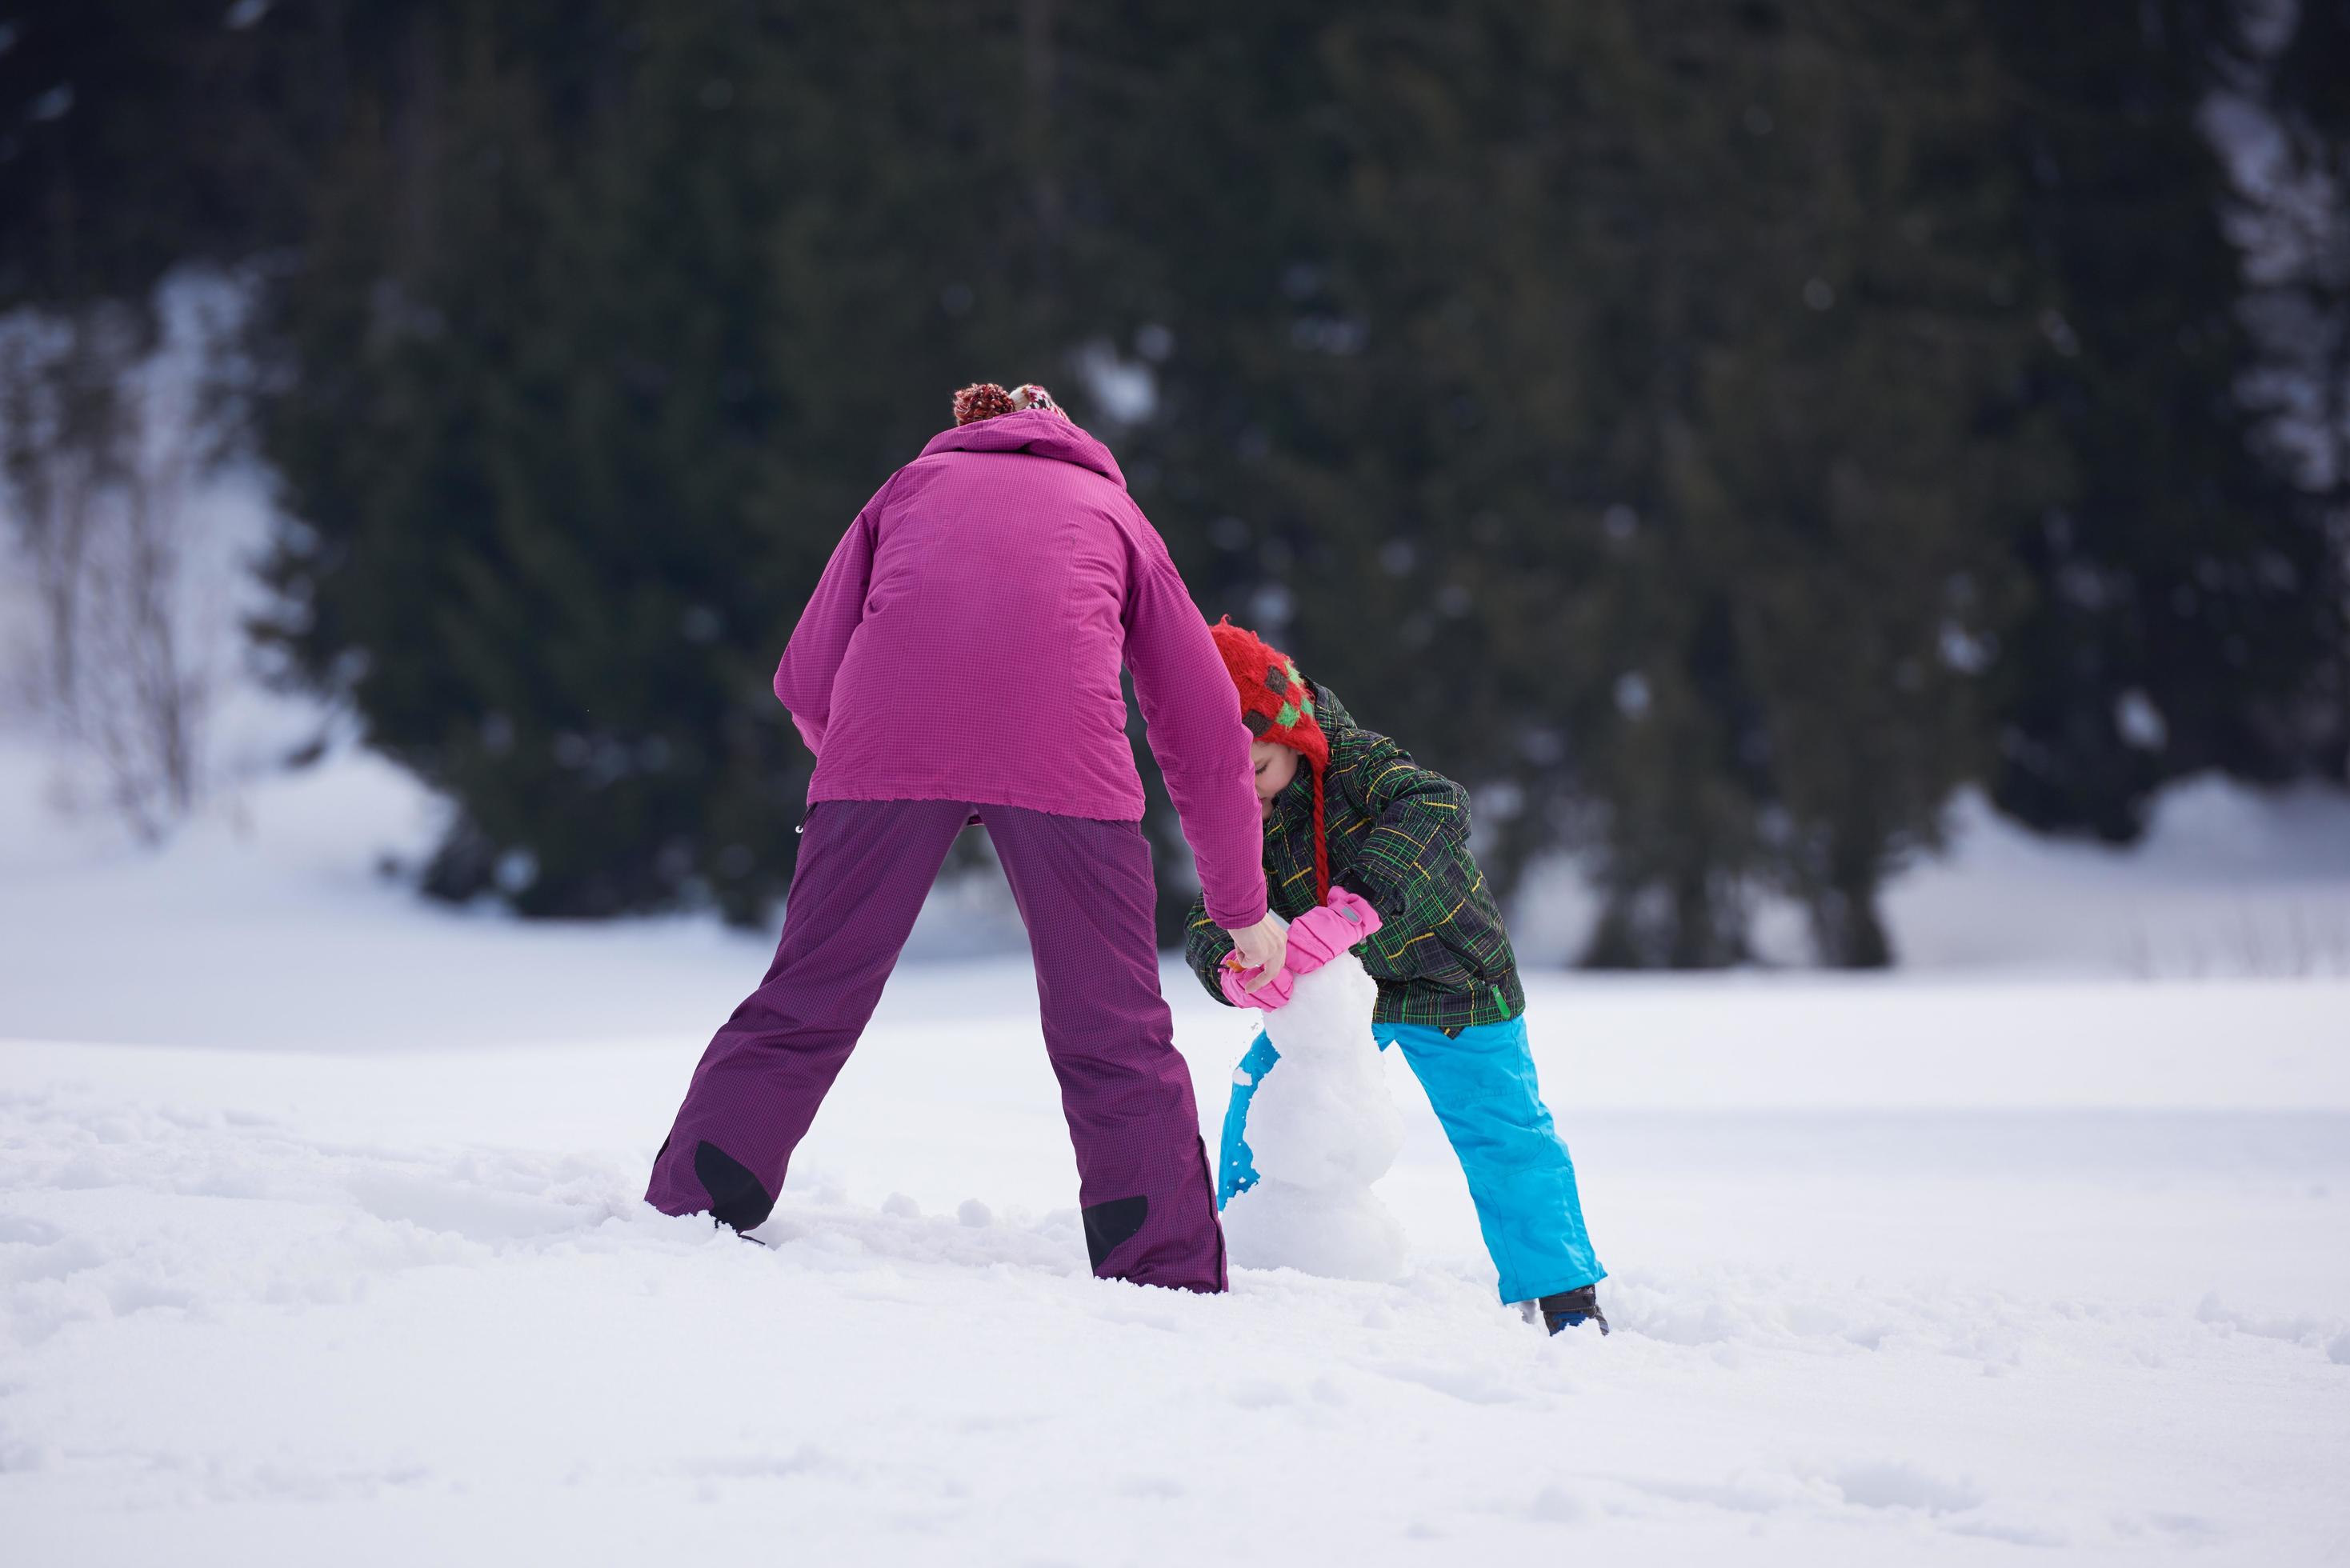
[1537,1286,1609,1336]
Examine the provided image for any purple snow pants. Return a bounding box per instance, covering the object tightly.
[644,798,1227,1293]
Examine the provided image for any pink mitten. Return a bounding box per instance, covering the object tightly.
[1219,960,1292,1010]
[1218,886,1383,1010]
[1283,886,1384,979]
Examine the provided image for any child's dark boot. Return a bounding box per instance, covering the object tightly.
[1533,1285,1608,1336]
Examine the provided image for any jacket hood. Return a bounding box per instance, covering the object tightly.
[1306,679,1355,735]
[917,408,1126,489]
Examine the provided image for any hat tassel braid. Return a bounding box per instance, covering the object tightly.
[1307,757,1330,907]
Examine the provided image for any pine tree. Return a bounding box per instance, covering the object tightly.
[1096,1,2049,966]
[254,2,1053,921]
[1981,0,2346,841]
[2242,0,2350,782]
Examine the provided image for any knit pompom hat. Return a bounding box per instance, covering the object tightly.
[1210,616,1331,906]
[952,382,1067,426]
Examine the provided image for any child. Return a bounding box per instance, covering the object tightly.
[1184,618,1608,1334]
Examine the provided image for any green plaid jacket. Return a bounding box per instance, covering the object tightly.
[1183,682,1524,1031]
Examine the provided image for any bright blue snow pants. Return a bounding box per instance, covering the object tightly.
[1216,1014,1604,1303]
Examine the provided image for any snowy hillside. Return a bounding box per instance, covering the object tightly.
[3,742,2348,1563]
[1510,778,2350,976]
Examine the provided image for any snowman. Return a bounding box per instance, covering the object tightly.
[1217,887,1408,1282]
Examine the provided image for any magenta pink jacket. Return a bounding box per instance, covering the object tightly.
[773,410,1267,930]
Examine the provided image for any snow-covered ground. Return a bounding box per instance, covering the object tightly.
[3,743,2348,1564]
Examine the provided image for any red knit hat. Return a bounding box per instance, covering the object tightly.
[952,382,1068,425]
[1210,617,1331,906]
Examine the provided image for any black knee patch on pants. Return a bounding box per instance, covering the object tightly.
[1082,1195,1148,1271]
[695,1140,775,1234]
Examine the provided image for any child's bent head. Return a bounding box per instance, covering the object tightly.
[1250,738,1300,817]
[1207,618,1329,772]
[1211,618,1334,901]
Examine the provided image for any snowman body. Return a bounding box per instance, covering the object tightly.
[1220,947,1407,1282]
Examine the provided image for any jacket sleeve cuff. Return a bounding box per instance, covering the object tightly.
[1206,890,1269,930]
[1192,948,1239,1006]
